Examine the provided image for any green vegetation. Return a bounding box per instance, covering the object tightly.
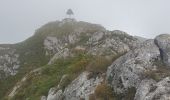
[145,60,170,81]
[0,20,105,99]
[8,51,124,100]
[86,56,112,73]
[11,54,91,100]
[94,83,115,100]
[0,32,52,99]
[89,82,136,100]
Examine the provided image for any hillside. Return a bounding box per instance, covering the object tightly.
[0,18,170,100]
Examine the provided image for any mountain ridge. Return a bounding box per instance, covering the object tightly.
[0,18,170,100]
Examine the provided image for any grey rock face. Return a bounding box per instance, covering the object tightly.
[44,33,81,56]
[47,88,63,100]
[0,47,20,78]
[48,48,70,65]
[45,72,103,100]
[107,40,160,94]
[44,36,64,56]
[87,31,139,56]
[45,75,68,100]
[107,34,170,100]
[45,30,139,65]
[155,34,170,67]
[63,72,103,100]
[135,77,170,100]
[41,96,47,100]
[134,79,157,100]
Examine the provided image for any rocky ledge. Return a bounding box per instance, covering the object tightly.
[107,34,170,100]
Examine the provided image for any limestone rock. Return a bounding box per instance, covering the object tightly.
[155,34,170,67]
[107,40,160,94]
[87,31,139,56]
[46,30,139,65]
[44,36,64,56]
[48,48,70,65]
[135,77,170,100]
[63,72,103,100]
[47,88,63,100]
[0,47,20,78]
[41,96,47,100]
[134,79,156,100]
[46,72,104,100]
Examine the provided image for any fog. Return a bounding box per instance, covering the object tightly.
[0,0,170,43]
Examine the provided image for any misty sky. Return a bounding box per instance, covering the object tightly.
[0,0,170,43]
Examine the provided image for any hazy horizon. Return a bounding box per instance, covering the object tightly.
[1,0,170,43]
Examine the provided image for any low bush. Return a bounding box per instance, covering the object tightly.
[86,56,112,73]
[59,75,73,90]
[94,83,114,100]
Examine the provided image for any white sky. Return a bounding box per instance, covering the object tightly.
[0,0,170,43]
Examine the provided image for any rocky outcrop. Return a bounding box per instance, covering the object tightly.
[107,34,170,100]
[47,88,63,100]
[155,34,170,67]
[47,48,70,65]
[41,96,47,100]
[45,30,140,65]
[0,47,20,78]
[43,19,139,59]
[63,72,103,100]
[46,72,103,100]
[135,77,170,100]
[107,40,160,94]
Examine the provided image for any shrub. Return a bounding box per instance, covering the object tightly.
[89,94,95,100]
[59,75,73,90]
[86,56,112,73]
[67,54,90,74]
[68,59,88,74]
[144,60,170,81]
[94,83,114,100]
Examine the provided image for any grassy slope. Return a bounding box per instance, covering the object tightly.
[0,34,50,99]
[11,53,123,100]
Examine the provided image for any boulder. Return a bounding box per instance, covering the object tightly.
[107,40,160,94]
[135,77,170,100]
[155,34,170,67]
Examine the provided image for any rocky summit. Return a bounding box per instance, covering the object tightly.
[0,18,170,100]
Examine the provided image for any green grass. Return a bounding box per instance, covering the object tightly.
[10,53,91,100]
[10,52,124,100]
